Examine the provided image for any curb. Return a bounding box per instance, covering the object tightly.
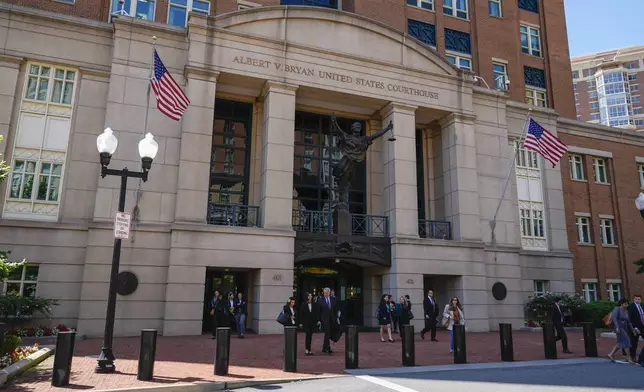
[0,345,56,386]
[344,357,607,376]
[519,327,583,332]
[600,332,616,338]
[95,375,343,392]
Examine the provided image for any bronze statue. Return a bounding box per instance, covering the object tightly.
[330,113,393,210]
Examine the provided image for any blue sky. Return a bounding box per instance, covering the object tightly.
[565,0,644,57]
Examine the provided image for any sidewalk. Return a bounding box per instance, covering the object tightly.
[5,330,615,392]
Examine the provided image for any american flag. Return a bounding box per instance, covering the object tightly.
[150,49,190,121]
[523,118,568,168]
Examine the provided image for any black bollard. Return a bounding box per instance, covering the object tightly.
[345,325,359,369]
[51,331,76,387]
[581,322,598,357]
[402,324,415,367]
[453,324,466,364]
[214,327,231,376]
[137,329,157,381]
[499,323,514,362]
[542,322,557,359]
[0,322,5,355]
[284,326,297,373]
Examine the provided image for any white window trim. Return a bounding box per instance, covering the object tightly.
[520,23,542,57]
[607,283,622,302]
[445,51,472,71]
[638,163,644,189]
[575,216,592,244]
[3,265,39,297]
[443,0,468,20]
[533,280,549,297]
[408,0,434,11]
[567,146,612,159]
[582,282,598,302]
[109,0,156,21]
[488,0,502,17]
[599,218,616,246]
[238,0,261,8]
[592,157,609,184]
[525,86,547,108]
[569,154,585,181]
[515,141,548,251]
[167,0,211,28]
[493,61,509,91]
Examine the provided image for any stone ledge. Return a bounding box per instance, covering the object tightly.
[0,345,55,387]
[519,327,583,332]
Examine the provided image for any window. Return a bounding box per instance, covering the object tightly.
[408,19,436,47]
[593,158,608,184]
[569,154,585,180]
[576,216,592,244]
[583,283,598,302]
[520,208,545,238]
[634,107,642,115]
[3,265,39,298]
[515,141,547,250]
[572,70,579,79]
[589,101,599,110]
[607,283,622,302]
[520,25,541,57]
[534,280,549,297]
[591,113,600,121]
[3,63,76,221]
[110,0,155,20]
[631,84,640,92]
[525,87,546,107]
[518,0,538,13]
[639,164,644,188]
[637,119,644,127]
[168,0,209,27]
[443,0,468,19]
[488,0,501,17]
[446,54,472,71]
[588,90,598,99]
[633,96,641,104]
[444,28,471,54]
[280,0,338,8]
[493,62,508,90]
[600,218,616,246]
[407,0,433,11]
[628,73,637,81]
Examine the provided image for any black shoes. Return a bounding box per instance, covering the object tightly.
[563,350,572,354]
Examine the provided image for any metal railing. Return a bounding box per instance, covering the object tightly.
[207,204,259,227]
[351,213,388,237]
[418,220,452,240]
[292,209,333,233]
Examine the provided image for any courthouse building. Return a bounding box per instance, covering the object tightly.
[0,0,584,336]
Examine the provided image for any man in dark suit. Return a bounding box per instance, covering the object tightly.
[627,294,644,365]
[420,290,439,341]
[552,297,572,354]
[210,290,221,339]
[318,287,340,354]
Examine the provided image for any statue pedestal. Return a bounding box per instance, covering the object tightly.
[333,208,352,236]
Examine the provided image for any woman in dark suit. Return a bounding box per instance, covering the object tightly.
[283,297,297,326]
[378,294,394,343]
[299,292,319,355]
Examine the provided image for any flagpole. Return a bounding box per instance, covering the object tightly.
[131,35,156,243]
[489,107,532,246]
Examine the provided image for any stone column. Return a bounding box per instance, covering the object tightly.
[174,68,219,223]
[379,103,419,237]
[260,81,298,230]
[439,113,482,241]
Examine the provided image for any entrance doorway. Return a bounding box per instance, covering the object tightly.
[295,261,363,326]
[202,269,248,333]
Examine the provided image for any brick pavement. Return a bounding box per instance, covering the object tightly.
[5,330,616,392]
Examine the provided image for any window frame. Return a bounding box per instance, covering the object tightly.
[109,0,156,21]
[445,52,472,71]
[167,0,210,28]
[639,164,644,188]
[525,86,547,108]
[3,265,39,298]
[576,216,592,244]
[607,283,622,302]
[533,280,549,297]
[592,157,608,184]
[493,62,508,91]
[569,154,585,180]
[582,283,598,302]
[443,0,468,20]
[407,0,434,11]
[599,218,616,246]
[520,24,541,57]
[488,0,502,17]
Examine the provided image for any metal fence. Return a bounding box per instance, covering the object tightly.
[207,204,260,227]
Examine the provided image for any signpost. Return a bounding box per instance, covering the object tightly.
[114,212,131,240]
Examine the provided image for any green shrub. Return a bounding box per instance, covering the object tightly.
[573,300,616,328]
[525,293,585,325]
[2,334,21,356]
[0,295,57,327]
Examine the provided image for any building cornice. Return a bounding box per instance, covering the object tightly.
[558,117,644,146]
[0,3,112,31]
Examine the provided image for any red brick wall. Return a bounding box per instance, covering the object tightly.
[560,132,644,299]
[5,0,111,21]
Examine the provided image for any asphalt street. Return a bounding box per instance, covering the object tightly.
[233,360,644,392]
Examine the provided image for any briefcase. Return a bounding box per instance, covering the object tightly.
[330,322,343,342]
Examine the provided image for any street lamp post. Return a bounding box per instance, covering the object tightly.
[95,128,159,373]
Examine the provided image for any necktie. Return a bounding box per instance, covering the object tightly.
[327,297,331,309]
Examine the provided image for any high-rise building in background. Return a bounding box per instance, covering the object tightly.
[571,46,644,130]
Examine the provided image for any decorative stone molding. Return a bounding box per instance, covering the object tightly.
[567,146,613,158]
[261,81,299,97]
[184,66,220,83]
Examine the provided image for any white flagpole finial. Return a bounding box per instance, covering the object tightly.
[152,36,157,41]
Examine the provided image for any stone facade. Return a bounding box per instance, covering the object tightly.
[0,5,579,337]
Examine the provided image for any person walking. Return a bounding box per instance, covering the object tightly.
[377,294,394,342]
[551,297,572,354]
[318,287,340,354]
[392,297,402,334]
[283,297,297,326]
[608,298,636,364]
[421,289,439,341]
[299,292,319,356]
[234,292,247,339]
[398,295,411,339]
[209,290,222,339]
[627,294,644,366]
[443,296,464,353]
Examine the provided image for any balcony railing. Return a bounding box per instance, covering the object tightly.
[351,213,388,237]
[418,220,452,240]
[207,204,259,228]
[292,210,390,237]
